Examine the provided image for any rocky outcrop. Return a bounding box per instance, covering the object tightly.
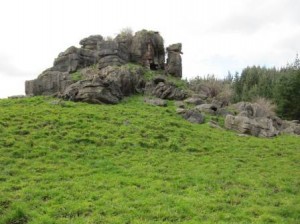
[184,97,204,105]
[79,35,103,50]
[232,102,273,118]
[166,43,182,78]
[224,102,300,137]
[63,79,123,104]
[195,104,218,115]
[225,115,279,137]
[97,40,129,70]
[130,30,165,70]
[25,29,183,101]
[62,65,145,104]
[145,77,188,100]
[25,71,72,96]
[181,110,205,124]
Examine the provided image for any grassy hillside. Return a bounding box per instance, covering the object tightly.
[0,96,299,224]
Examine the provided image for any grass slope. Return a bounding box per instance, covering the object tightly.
[0,96,299,224]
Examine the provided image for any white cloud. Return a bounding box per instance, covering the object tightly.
[0,0,299,97]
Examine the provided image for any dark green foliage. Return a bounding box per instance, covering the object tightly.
[233,66,277,102]
[274,69,300,120]
[232,55,300,119]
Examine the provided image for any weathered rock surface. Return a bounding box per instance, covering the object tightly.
[62,65,145,104]
[103,66,145,96]
[97,40,129,70]
[25,71,73,96]
[144,98,167,107]
[25,29,184,101]
[184,97,204,105]
[182,110,205,124]
[195,104,218,115]
[224,101,300,137]
[166,43,182,78]
[225,115,279,137]
[51,46,98,73]
[281,120,300,135]
[130,30,165,70]
[63,79,123,104]
[232,102,273,118]
[79,35,104,50]
[174,101,185,108]
[146,81,188,100]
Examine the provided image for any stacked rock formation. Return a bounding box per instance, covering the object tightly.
[166,43,183,78]
[25,30,184,104]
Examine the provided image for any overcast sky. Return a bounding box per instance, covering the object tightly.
[0,0,299,98]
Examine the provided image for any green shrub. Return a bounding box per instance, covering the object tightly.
[71,71,83,81]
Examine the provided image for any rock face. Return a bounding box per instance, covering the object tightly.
[63,79,123,104]
[130,30,165,70]
[62,65,144,104]
[225,115,279,137]
[224,102,300,137]
[145,77,187,100]
[25,71,72,96]
[182,110,205,124]
[166,43,182,78]
[25,29,183,101]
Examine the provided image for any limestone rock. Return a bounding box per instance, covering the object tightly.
[166,43,182,78]
[104,65,145,96]
[144,98,167,107]
[176,108,186,114]
[25,71,72,96]
[195,104,218,115]
[130,30,165,69]
[62,64,145,104]
[184,97,204,105]
[63,79,123,104]
[232,102,272,118]
[281,120,300,135]
[52,46,98,73]
[25,29,185,104]
[182,110,205,124]
[174,101,185,108]
[146,81,187,100]
[79,35,104,50]
[225,115,279,137]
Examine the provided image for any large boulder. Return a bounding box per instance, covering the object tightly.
[184,97,204,105]
[130,30,165,69]
[225,115,279,137]
[182,110,205,124]
[62,79,123,104]
[101,65,145,96]
[232,102,272,118]
[97,40,129,70]
[51,46,98,73]
[79,35,104,50]
[62,65,145,104]
[281,120,300,135]
[145,80,187,100]
[166,43,182,78]
[25,71,72,96]
[195,104,218,115]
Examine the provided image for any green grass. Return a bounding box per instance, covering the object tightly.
[70,71,83,81]
[0,96,299,223]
